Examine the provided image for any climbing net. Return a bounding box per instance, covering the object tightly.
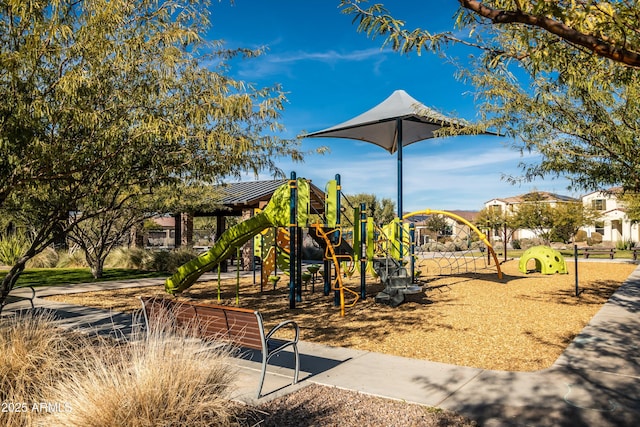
[405,210,502,281]
[413,239,492,280]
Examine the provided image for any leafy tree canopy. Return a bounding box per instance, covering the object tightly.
[0,0,307,298]
[343,193,396,226]
[340,1,640,67]
[340,1,640,196]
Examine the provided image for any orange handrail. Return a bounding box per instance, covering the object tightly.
[310,224,359,316]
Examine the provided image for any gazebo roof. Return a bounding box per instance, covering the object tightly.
[208,179,326,215]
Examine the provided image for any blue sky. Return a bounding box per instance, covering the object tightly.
[210,1,576,212]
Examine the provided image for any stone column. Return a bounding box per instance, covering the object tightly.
[174,213,193,248]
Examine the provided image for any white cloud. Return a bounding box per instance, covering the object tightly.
[236,47,389,79]
[269,48,387,64]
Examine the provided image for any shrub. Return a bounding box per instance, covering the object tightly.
[144,249,172,272]
[56,249,88,268]
[574,230,588,243]
[163,247,199,273]
[492,241,504,251]
[451,238,469,251]
[26,247,60,269]
[421,242,448,252]
[1,310,89,427]
[0,232,31,266]
[586,232,603,245]
[444,242,457,252]
[105,247,150,269]
[469,241,482,250]
[518,238,544,250]
[511,239,521,250]
[44,313,239,427]
[616,240,634,250]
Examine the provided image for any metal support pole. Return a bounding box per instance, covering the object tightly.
[296,222,303,302]
[574,244,580,297]
[289,172,297,309]
[323,259,331,296]
[397,118,403,260]
[236,246,240,305]
[260,236,264,293]
[360,202,367,299]
[410,223,415,283]
[334,174,341,305]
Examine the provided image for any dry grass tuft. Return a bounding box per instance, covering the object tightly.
[0,310,89,427]
[42,313,240,427]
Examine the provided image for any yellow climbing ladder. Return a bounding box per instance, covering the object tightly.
[310,224,359,316]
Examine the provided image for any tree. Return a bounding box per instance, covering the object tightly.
[340,1,640,195]
[424,214,450,241]
[621,193,640,224]
[66,192,154,279]
[475,206,518,261]
[0,0,306,304]
[343,193,396,226]
[549,202,599,244]
[512,194,596,245]
[513,200,555,245]
[340,1,640,67]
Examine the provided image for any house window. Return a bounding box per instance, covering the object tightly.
[489,204,502,214]
[592,199,607,211]
[595,221,605,235]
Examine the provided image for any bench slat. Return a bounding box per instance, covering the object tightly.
[139,296,299,398]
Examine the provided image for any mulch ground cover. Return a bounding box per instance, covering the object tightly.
[45,259,637,371]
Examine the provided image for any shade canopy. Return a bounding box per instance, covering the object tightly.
[304,89,466,154]
[304,89,474,258]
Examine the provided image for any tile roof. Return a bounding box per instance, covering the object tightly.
[490,191,579,204]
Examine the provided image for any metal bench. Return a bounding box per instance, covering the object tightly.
[139,297,300,398]
[0,286,36,315]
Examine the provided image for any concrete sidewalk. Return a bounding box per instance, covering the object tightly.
[3,266,640,426]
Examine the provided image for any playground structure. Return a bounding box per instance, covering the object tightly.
[165,173,504,314]
[518,245,568,275]
[166,173,363,315]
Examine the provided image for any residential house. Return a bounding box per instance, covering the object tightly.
[581,188,639,244]
[483,192,579,241]
[483,189,639,244]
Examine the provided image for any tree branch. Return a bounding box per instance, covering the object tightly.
[460,0,640,67]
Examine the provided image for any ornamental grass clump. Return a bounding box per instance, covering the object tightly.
[44,311,240,427]
[0,310,87,427]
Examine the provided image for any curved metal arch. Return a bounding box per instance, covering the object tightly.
[403,209,503,279]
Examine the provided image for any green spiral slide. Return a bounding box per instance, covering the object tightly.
[165,179,309,294]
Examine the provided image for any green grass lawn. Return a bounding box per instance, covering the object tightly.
[0,268,167,288]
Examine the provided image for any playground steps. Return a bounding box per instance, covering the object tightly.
[372,257,422,307]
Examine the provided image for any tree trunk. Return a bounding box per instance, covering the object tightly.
[91,260,104,279]
[86,250,106,279]
[503,223,508,263]
[0,259,27,307]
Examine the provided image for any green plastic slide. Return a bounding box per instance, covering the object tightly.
[165,179,309,294]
